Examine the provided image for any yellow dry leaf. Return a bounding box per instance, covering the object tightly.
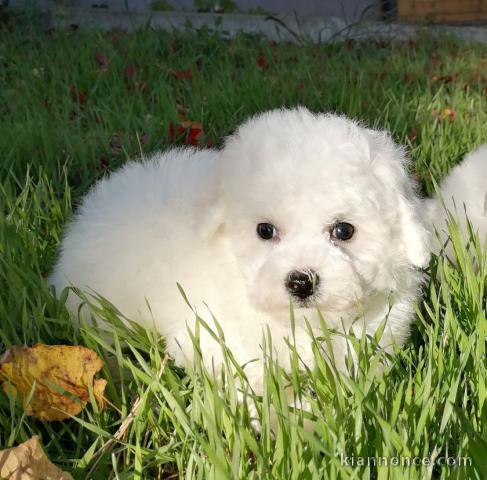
[0,344,107,421]
[0,436,73,480]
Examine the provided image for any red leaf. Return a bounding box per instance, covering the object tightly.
[169,121,203,145]
[140,132,149,145]
[95,51,110,72]
[186,126,202,146]
[123,64,135,81]
[170,69,192,80]
[169,122,176,143]
[403,73,417,84]
[70,84,87,106]
[256,53,268,70]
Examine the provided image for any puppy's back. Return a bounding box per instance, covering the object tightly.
[49,148,221,321]
[428,144,487,257]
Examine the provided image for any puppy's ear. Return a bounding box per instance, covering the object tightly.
[366,130,431,268]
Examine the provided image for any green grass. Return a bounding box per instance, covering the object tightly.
[0,14,486,479]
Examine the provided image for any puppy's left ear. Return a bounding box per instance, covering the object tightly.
[366,130,431,269]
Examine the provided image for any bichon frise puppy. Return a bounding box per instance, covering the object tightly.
[49,108,485,395]
[427,144,487,260]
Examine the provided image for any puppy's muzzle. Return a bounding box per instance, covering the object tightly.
[286,269,320,300]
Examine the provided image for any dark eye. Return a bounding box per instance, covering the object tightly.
[257,222,277,240]
[331,222,355,241]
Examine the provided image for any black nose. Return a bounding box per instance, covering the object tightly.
[285,270,320,300]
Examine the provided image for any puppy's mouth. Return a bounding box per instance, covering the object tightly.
[289,293,321,309]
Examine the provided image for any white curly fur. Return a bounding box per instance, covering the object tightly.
[49,108,483,395]
[427,144,487,259]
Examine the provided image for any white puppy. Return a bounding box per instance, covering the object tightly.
[49,108,479,395]
[427,144,487,259]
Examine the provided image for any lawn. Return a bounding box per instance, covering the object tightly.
[0,12,486,479]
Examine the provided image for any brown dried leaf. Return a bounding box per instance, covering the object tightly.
[0,344,106,421]
[0,436,74,480]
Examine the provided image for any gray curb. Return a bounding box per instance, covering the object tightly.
[46,7,487,44]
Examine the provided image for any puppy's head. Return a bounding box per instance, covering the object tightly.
[209,108,430,315]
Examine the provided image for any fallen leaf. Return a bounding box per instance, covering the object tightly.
[168,122,177,143]
[70,84,87,106]
[95,51,110,72]
[441,107,456,120]
[403,72,417,84]
[170,68,192,80]
[123,63,136,81]
[180,120,202,130]
[430,73,458,85]
[168,120,203,146]
[406,128,420,142]
[0,436,73,480]
[139,132,149,145]
[256,53,268,70]
[186,125,202,146]
[0,344,107,421]
[432,108,456,121]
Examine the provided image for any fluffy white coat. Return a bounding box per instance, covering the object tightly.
[427,144,487,259]
[49,108,485,394]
